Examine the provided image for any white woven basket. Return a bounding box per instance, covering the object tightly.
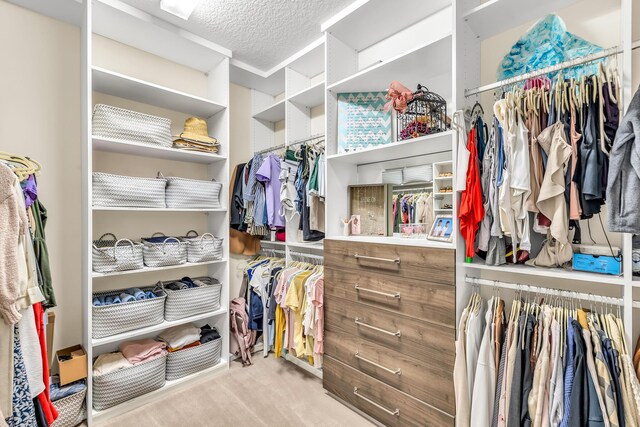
[92,287,166,339]
[92,104,172,148]
[92,354,166,411]
[181,230,224,263]
[93,172,166,208]
[51,389,86,427]
[92,233,144,273]
[166,337,222,380]
[164,176,222,209]
[403,164,433,183]
[142,234,188,267]
[162,276,222,321]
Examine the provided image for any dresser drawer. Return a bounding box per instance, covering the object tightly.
[325,329,455,414]
[324,239,454,284]
[324,295,454,365]
[325,267,455,328]
[323,356,455,427]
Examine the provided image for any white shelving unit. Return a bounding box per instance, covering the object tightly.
[81,2,231,424]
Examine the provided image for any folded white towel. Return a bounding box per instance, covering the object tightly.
[158,323,200,350]
[92,352,132,376]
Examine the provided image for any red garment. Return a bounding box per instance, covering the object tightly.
[33,302,58,424]
[459,128,485,260]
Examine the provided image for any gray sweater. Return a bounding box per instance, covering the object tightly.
[607,87,640,233]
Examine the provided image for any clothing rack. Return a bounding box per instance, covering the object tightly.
[464,39,640,97]
[254,134,326,155]
[289,251,324,264]
[288,134,325,147]
[392,185,432,193]
[255,143,286,155]
[259,248,286,257]
[465,276,624,306]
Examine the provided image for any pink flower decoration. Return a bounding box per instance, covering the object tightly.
[384,81,414,113]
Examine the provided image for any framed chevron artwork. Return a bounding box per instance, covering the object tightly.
[337,92,392,154]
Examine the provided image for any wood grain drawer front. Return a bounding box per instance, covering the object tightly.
[324,239,455,284]
[325,267,455,328]
[324,331,455,415]
[324,296,454,366]
[323,356,455,427]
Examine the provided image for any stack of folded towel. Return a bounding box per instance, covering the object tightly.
[164,276,210,291]
[93,287,162,306]
[92,338,167,376]
[158,323,221,353]
[200,324,221,344]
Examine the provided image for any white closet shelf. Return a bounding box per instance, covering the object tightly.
[434,208,453,212]
[321,0,451,51]
[327,130,453,165]
[287,241,324,250]
[92,136,225,164]
[462,0,578,40]
[326,35,452,95]
[91,307,228,347]
[252,99,286,122]
[329,235,454,249]
[91,359,228,421]
[288,81,325,108]
[462,261,625,286]
[92,67,226,117]
[92,207,227,212]
[92,259,227,279]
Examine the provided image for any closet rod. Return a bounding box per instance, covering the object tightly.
[465,276,624,306]
[289,251,324,260]
[288,134,325,147]
[255,143,286,155]
[392,186,432,192]
[464,40,640,98]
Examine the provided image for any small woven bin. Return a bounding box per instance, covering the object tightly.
[92,104,172,148]
[93,172,166,208]
[166,337,222,381]
[51,389,86,427]
[92,355,166,411]
[142,234,188,267]
[162,277,222,321]
[181,231,224,263]
[164,176,222,209]
[92,233,144,273]
[92,287,166,339]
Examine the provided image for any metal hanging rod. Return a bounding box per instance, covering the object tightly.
[465,276,623,306]
[288,134,325,147]
[289,251,324,261]
[255,143,286,155]
[254,134,326,156]
[393,186,432,193]
[464,40,640,98]
[260,248,286,256]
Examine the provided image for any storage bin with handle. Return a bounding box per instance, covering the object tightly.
[162,276,222,321]
[181,230,224,263]
[92,172,166,208]
[92,233,144,273]
[142,233,188,267]
[51,388,86,427]
[162,174,222,209]
[92,354,166,411]
[165,336,222,380]
[92,104,173,148]
[92,286,166,339]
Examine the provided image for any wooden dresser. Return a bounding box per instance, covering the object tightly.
[323,239,456,427]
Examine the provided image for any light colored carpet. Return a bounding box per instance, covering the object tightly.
[95,355,375,427]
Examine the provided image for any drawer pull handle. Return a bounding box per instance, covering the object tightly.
[353,387,400,416]
[355,351,402,375]
[355,317,401,337]
[354,254,401,264]
[355,284,400,299]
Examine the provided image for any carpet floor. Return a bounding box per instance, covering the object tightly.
[94,355,375,426]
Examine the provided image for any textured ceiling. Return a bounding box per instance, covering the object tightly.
[119,0,354,71]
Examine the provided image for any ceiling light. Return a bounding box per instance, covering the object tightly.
[160,0,200,20]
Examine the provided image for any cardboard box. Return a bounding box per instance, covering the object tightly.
[46,311,55,366]
[56,345,87,386]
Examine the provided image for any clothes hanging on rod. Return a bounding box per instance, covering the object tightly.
[456,277,640,427]
[392,189,433,233]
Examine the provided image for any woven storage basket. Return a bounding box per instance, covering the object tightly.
[92,233,144,273]
[142,233,188,267]
[181,231,224,263]
[166,337,222,380]
[162,277,222,321]
[92,354,166,411]
[92,104,172,148]
[92,287,166,339]
[403,164,433,183]
[51,389,86,427]
[93,172,166,208]
[164,176,222,209]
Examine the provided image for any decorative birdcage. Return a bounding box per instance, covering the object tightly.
[397,84,448,141]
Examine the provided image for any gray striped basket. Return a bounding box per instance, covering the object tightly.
[162,277,222,321]
[181,231,224,263]
[92,354,166,411]
[92,172,166,208]
[92,233,144,273]
[142,234,188,267]
[164,176,222,209]
[92,104,172,148]
[166,337,222,381]
[51,388,86,427]
[92,287,166,339]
